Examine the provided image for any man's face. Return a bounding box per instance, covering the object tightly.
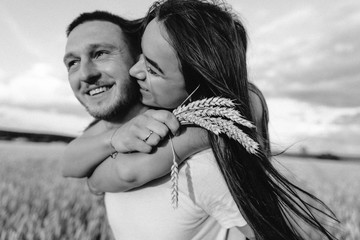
[64,20,139,121]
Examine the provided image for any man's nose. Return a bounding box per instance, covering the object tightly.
[129,54,146,81]
[79,60,100,83]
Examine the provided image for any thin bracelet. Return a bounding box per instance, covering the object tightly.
[109,129,118,152]
[109,129,118,159]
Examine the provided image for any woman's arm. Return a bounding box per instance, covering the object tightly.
[228,226,255,240]
[61,109,180,178]
[61,124,115,178]
[88,126,209,193]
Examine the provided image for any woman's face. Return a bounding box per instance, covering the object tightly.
[129,19,189,109]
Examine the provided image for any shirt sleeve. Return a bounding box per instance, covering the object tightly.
[190,150,248,229]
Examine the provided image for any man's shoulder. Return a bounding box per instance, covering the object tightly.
[82,119,108,136]
[84,119,100,131]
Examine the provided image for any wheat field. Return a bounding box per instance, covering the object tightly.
[0,141,359,239]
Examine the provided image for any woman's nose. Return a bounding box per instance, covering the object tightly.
[129,54,146,81]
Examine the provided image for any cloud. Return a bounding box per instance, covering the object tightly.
[0,62,91,136]
[255,7,314,36]
[0,62,84,115]
[267,98,360,155]
[291,132,360,157]
[0,4,42,58]
[248,1,360,108]
[0,105,91,136]
[333,111,360,125]
[0,68,6,80]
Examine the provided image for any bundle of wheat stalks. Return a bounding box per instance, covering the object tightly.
[169,97,259,208]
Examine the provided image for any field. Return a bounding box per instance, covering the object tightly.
[0,141,359,240]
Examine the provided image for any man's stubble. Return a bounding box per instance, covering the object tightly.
[82,78,140,121]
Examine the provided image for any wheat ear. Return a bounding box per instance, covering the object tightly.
[169,97,259,208]
[169,136,179,209]
[176,107,255,129]
[173,97,235,115]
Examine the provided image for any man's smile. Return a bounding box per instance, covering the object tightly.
[88,85,113,96]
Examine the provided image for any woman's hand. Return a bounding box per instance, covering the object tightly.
[88,126,209,193]
[110,109,180,153]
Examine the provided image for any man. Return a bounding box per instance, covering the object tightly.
[62,11,192,182]
[63,10,269,240]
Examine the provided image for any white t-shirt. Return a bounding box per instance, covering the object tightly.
[105,149,248,240]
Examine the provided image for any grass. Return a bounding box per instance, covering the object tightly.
[0,141,359,239]
[274,156,360,239]
[0,141,114,240]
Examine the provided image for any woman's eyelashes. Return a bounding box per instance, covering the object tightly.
[146,65,159,76]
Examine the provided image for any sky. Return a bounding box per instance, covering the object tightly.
[0,0,359,156]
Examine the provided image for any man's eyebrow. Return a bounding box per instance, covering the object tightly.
[90,43,117,50]
[63,43,117,63]
[63,53,75,64]
[144,55,164,75]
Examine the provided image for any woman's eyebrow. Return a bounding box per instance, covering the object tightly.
[144,55,164,75]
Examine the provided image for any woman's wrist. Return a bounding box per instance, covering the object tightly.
[109,128,118,152]
[102,129,118,155]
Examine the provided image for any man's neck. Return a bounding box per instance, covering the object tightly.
[103,103,148,129]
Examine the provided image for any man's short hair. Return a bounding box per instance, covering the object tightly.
[66,10,142,56]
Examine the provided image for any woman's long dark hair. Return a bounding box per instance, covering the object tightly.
[143,0,338,239]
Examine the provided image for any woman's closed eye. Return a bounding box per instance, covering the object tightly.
[146,66,159,76]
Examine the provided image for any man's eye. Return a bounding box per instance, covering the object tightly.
[94,51,107,59]
[67,60,79,70]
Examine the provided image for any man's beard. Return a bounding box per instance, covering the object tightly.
[84,81,140,121]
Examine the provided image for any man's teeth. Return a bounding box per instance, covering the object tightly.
[89,87,110,96]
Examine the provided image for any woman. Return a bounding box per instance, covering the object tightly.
[64,0,338,239]
[127,0,337,239]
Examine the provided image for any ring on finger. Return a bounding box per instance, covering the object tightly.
[143,130,154,142]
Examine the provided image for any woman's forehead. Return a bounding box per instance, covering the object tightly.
[142,19,180,73]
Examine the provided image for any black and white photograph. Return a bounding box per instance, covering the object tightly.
[0,0,359,239]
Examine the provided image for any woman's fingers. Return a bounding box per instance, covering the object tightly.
[143,109,180,136]
[142,118,170,139]
[142,130,162,146]
[110,109,180,153]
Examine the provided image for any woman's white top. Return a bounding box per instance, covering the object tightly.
[105,149,247,240]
